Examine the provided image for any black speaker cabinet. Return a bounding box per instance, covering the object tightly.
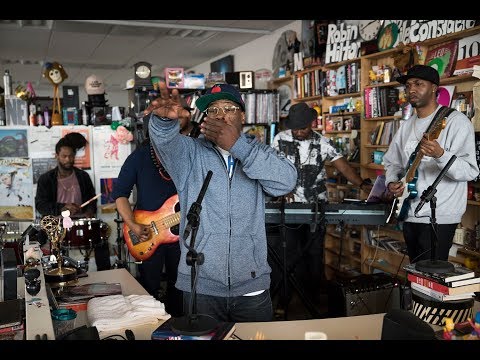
[1,248,18,301]
[381,309,436,340]
[328,273,401,317]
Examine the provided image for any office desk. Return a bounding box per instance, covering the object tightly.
[234,313,385,340]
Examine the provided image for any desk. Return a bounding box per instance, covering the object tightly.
[234,313,385,340]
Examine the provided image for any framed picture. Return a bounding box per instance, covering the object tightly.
[331,117,343,132]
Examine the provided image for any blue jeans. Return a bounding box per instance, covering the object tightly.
[182,289,273,322]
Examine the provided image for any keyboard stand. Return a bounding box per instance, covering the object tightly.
[267,241,322,319]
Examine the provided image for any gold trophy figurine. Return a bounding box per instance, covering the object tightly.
[40,214,77,285]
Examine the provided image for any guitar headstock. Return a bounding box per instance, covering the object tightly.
[427,118,447,140]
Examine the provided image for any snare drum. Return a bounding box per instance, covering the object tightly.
[63,218,108,249]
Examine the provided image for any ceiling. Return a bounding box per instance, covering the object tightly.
[0,19,295,93]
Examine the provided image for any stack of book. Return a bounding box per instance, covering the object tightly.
[404,263,480,302]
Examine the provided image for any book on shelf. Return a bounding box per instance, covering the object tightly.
[403,263,475,283]
[410,282,475,302]
[407,273,480,295]
[151,317,236,340]
[453,34,480,76]
[425,40,459,78]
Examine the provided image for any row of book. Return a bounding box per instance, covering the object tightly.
[241,91,279,125]
[364,228,408,255]
[364,87,400,119]
[368,119,403,146]
[404,263,480,302]
[293,63,361,100]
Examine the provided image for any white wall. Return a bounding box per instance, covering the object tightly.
[30,20,302,110]
[189,21,302,75]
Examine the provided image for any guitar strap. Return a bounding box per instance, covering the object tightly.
[411,105,454,155]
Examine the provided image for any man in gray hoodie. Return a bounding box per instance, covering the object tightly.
[146,82,297,322]
[384,65,479,263]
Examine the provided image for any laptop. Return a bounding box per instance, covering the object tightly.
[366,175,394,203]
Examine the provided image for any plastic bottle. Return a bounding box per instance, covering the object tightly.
[81,102,89,125]
[36,104,44,126]
[3,70,12,96]
[29,103,36,126]
[43,106,50,127]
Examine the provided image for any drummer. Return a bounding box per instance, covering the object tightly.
[35,132,97,219]
[34,133,111,270]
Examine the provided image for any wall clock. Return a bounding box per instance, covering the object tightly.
[133,61,152,89]
[359,20,382,42]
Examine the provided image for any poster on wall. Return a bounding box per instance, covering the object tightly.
[28,126,61,159]
[0,157,34,220]
[92,126,132,211]
[62,127,92,169]
[92,126,131,176]
[32,158,58,184]
[0,129,28,158]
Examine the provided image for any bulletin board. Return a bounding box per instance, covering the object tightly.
[0,125,132,221]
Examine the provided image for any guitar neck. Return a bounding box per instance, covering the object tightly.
[406,152,424,183]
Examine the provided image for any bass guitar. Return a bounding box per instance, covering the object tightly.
[123,194,181,261]
[386,115,448,224]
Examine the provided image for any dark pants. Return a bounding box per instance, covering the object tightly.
[138,242,183,317]
[182,289,273,323]
[403,222,457,263]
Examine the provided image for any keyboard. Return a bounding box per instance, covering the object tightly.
[265,202,388,225]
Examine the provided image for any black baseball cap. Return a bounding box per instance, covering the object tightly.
[285,103,317,130]
[195,83,245,112]
[397,65,440,86]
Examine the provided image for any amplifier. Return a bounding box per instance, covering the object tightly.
[1,248,18,301]
[328,273,401,317]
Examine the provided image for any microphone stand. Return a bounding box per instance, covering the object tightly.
[170,171,218,336]
[414,155,456,274]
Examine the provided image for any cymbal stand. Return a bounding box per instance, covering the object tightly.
[113,209,127,269]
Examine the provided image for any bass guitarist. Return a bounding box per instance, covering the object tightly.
[383,65,479,264]
[112,98,199,317]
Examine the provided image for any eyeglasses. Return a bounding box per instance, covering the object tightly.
[204,105,240,116]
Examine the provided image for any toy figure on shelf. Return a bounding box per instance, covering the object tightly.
[467,311,480,339]
[442,317,455,340]
[368,69,377,84]
[42,62,68,126]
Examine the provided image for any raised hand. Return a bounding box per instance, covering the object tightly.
[143,81,190,120]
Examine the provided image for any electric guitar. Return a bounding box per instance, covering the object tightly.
[123,194,181,261]
[386,117,447,224]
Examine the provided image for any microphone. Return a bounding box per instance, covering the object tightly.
[414,154,456,216]
[183,170,213,240]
